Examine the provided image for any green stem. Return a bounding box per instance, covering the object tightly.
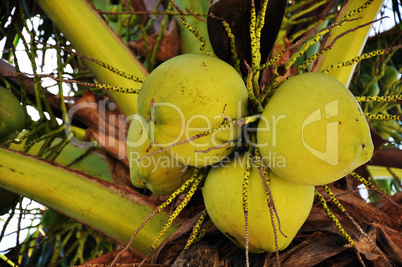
[0,146,180,255]
[36,0,148,117]
[312,0,384,86]
[9,137,113,182]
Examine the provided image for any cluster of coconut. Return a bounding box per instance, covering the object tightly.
[127,54,373,253]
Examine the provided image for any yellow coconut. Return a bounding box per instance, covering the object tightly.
[257,72,373,185]
[202,152,314,253]
[137,54,248,167]
[127,114,194,195]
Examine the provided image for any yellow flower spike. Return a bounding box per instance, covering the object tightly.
[281,32,324,74]
[321,185,345,212]
[191,219,214,246]
[249,0,258,69]
[364,113,401,120]
[140,172,205,265]
[245,62,263,111]
[184,209,209,251]
[39,42,145,83]
[312,0,383,86]
[315,190,354,247]
[3,72,140,94]
[355,95,402,103]
[321,185,392,266]
[111,169,202,265]
[169,0,208,54]
[349,172,402,210]
[255,0,269,41]
[208,13,241,73]
[322,45,402,75]
[257,16,354,74]
[299,18,383,74]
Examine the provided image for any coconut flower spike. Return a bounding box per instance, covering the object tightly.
[322,185,391,266]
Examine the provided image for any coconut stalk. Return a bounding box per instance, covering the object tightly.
[35,0,148,117]
[0,146,180,255]
[312,0,384,86]
[8,138,114,182]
